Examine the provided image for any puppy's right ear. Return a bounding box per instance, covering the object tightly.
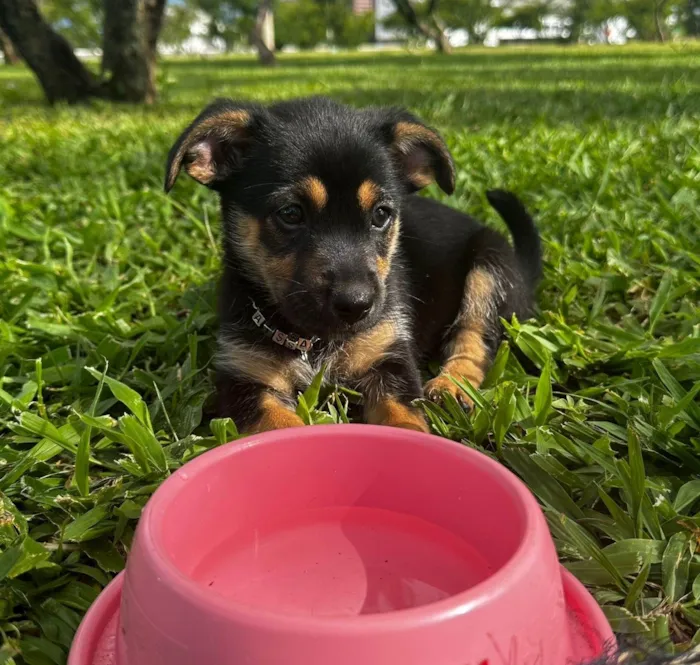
[165,99,261,193]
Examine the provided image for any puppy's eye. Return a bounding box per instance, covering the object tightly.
[372,206,394,230]
[276,204,304,227]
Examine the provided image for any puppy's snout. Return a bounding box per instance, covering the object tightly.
[330,282,375,324]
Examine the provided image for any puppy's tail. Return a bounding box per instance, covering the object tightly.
[486,189,543,289]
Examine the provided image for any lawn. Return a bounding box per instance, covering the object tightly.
[1,43,699,663]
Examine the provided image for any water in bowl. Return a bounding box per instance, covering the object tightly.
[191,506,492,617]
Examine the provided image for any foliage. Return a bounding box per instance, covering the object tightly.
[619,0,673,40]
[276,0,327,49]
[440,0,496,43]
[386,0,496,45]
[189,0,258,50]
[684,0,700,35]
[1,44,700,663]
[496,0,677,41]
[495,0,554,30]
[325,2,375,49]
[160,0,200,48]
[39,0,103,49]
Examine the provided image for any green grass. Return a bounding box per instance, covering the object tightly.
[1,43,699,663]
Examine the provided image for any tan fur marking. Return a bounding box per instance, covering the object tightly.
[170,110,250,188]
[394,121,438,145]
[300,176,328,210]
[218,340,294,395]
[376,219,400,280]
[367,398,429,433]
[466,269,496,319]
[247,393,304,434]
[393,121,452,191]
[357,180,382,212]
[236,215,293,298]
[338,319,397,378]
[424,268,496,407]
[267,254,295,283]
[237,214,266,284]
[195,110,250,135]
[237,215,261,256]
[407,170,435,189]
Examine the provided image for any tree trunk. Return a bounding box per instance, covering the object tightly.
[102,0,165,102]
[0,26,19,64]
[0,0,97,102]
[392,0,452,54]
[102,0,152,102]
[688,0,700,35]
[144,0,166,94]
[428,15,452,53]
[251,0,276,66]
[654,0,669,41]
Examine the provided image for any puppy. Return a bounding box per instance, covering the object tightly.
[165,97,542,435]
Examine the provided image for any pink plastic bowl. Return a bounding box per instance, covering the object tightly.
[69,424,614,665]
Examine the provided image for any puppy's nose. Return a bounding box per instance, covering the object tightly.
[331,284,375,323]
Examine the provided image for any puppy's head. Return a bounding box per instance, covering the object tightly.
[165,97,455,339]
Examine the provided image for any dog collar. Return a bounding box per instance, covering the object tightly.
[250,299,320,360]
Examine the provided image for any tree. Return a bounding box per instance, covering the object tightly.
[190,0,274,65]
[0,1,97,102]
[0,26,19,64]
[0,0,167,103]
[684,0,700,35]
[251,0,275,65]
[552,0,624,42]
[40,0,102,49]
[390,0,453,53]
[440,0,496,44]
[160,0,199,49]
[617,0,673,40]
[102,0,166,101]
[495,0,553,30]
[276,0,326,50]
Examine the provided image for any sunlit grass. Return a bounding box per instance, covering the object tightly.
[0,44,699,663]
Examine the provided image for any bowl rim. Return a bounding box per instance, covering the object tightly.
[136,424,553,634]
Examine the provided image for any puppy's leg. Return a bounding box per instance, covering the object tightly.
[339,319,428,431]
[217,371,304,434]
[424,228,533,409]
[363,351,429,432]
[216,339,304,434]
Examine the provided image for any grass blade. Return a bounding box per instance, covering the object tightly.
[648,272,673,335]
[662,532,691,603]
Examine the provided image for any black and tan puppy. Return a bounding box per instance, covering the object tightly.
[165,97,542,435]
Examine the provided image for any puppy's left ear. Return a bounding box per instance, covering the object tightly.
[377,110,456,195]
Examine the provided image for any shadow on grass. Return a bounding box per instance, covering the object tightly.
[2,47,698,127]
[153,85,699,128]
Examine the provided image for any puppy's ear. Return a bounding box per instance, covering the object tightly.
[375,110,455,195]
[165,99,262,193]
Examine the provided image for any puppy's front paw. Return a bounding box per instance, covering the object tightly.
[246,394,305,434]
[367,398,430,433]
[424,374,475,411]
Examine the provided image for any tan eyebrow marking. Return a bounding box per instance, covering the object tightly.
[357,179,382,212]
[300,176,328,210]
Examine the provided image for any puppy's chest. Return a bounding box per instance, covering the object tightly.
[283,342,373,390]
[219,317,403,393]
